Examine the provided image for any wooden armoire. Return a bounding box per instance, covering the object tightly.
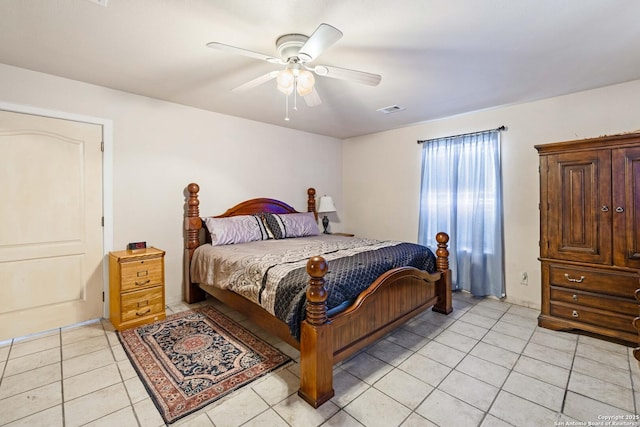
[536,132,640,356]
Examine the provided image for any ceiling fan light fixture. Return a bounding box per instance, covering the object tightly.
[276,69,295,94]
[296,70,315,96]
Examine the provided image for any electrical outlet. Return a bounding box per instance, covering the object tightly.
[520,272,528,285]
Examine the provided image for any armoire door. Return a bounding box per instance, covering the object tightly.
[545,150,612,264]
[0,110,103,341]
[613,146,640,269]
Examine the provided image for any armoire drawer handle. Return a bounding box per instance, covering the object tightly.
[601,205,609,212]
[572,310,579,318]
[572,294,578,301]
[564,274,585,283]
[135,279,151,286]
[136,308,151,316]
[616,207,624,213]
[635,289,640,302]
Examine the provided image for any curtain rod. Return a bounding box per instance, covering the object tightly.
[417,125,506,144]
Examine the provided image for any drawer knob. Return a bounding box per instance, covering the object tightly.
[615,206,624,213]
[572,310,579,318]
[572,294,578,301]
[601,205,609,212]
[135,279,151,286]
[564,274,585,283]
[136,308,151,316]
[635,288,640,302]
[634,317,640,330]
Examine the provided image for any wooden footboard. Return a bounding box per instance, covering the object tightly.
[183,183,452,408]
[298,236,451,407]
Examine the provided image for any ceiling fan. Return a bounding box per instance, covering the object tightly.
[207,23,382,119]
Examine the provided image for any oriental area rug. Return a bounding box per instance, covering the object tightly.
[118,305,292,424]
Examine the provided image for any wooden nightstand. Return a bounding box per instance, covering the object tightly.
[109,247,166,330]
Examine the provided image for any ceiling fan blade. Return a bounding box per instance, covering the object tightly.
[314,64,382,86]
[298,23,343,62]
[304,87,322,107]
[206,42,284,64]
[232,71,279,92]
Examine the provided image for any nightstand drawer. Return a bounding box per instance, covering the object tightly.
[121,287,164,323]
[120,258,163,291]
[550,301,635,334]
[549,264,638,297]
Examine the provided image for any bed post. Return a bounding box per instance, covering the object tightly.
[433,232,453,314]
[184,183,205,303]
[307,187,317,220]
[298,255,334,408]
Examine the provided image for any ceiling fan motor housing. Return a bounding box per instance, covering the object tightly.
[275,34,310,62]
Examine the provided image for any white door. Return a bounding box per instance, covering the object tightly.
[0,110,103,341]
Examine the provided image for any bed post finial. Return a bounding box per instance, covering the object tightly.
[435,232,449,272]
[433,232,453,314]
[305,255,328,325]
[307,188,317,220]
[299,255,334,407]
[186,183,201,250]
[184,183,205,303]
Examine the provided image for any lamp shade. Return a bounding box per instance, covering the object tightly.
[318,196,336,213]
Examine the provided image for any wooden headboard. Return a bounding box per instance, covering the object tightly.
[183,183,317,303]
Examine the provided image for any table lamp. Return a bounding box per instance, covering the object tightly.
[317,195,336,234]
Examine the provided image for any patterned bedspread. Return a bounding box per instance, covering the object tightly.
[191,235,436,339]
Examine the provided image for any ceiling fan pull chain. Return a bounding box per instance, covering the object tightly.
[284,94,290,121]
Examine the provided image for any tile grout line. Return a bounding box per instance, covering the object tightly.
[468,304,519,427]
[374,300,498,426]
[106,324,144,427]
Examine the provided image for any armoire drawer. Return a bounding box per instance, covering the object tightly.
[549,302,636,334]
[550,286,637,316]
[549,264,639,298]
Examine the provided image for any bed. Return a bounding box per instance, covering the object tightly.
[183,183,452,407]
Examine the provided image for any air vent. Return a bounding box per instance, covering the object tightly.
[376,105,406,114]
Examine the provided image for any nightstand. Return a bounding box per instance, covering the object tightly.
[331,233,355,237]
[109,247,166,330]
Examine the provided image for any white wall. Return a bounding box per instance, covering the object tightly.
[0,63,343,306]
[343,79,640,308]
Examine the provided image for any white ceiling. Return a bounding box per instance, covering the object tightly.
[1,0,639,139]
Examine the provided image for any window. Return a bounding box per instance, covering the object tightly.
[418,129,505,297]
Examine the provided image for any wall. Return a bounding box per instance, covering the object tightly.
[343,79,640,308]
[3,60,639,313]
[0,63,343,306]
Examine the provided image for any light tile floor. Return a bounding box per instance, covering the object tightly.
[1,292,639,427]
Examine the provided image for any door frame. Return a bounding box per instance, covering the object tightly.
[0,101,113,318]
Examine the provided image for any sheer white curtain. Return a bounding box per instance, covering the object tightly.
[418,130,505,297]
